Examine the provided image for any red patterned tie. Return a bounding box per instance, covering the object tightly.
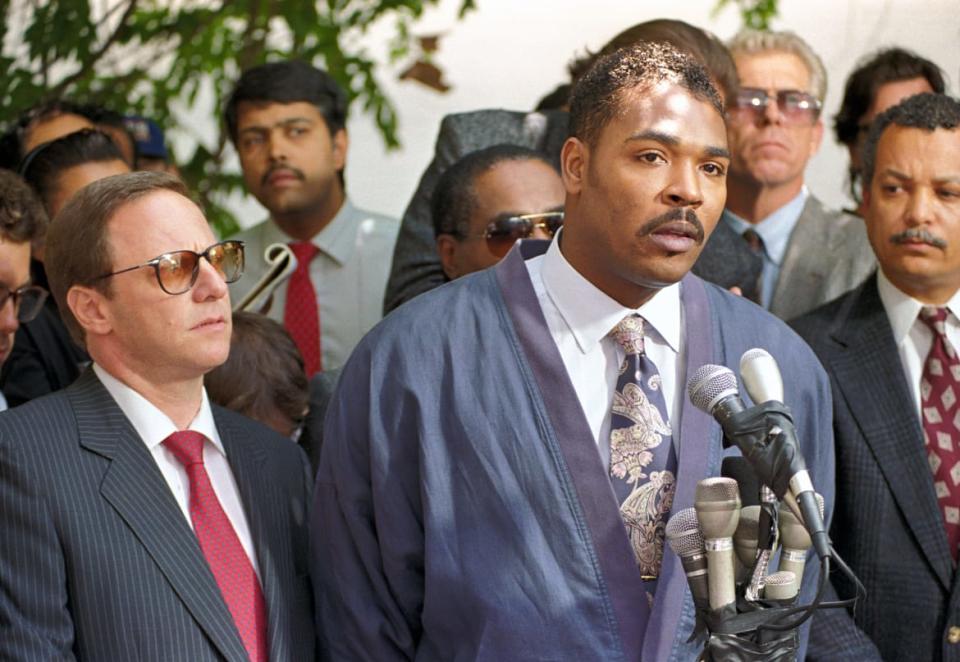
[284,241,321,376]
[919,307,960,564]
[164,431,268,661]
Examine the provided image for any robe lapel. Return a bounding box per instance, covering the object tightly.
[495,243,647,660]
[216,412,290,660]
[69,370,250,662]
[830,279,954,590]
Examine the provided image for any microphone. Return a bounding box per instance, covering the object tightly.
[695,477,740,610]
[687,361,829,560]
[763,570,798,602]
[740,348,784,403]
[666,508,710,611]
[734,505,761,569]
[777,493,825,584]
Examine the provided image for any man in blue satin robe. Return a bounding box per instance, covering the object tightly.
[313,42,835,661]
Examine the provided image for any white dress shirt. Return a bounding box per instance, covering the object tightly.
[877,270,960,418]
[93,364,260,574]
[231,198,399,371]
[526,234,684,468]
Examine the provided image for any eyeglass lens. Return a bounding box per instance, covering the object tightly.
[155,241,245,294]
[735,88,819,122]
[0,286,48,323]
[485,213,564,258]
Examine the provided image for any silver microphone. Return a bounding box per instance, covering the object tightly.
[666,508,710,611]
[777,493,825,584]
[695,477,741,610]
[763,570,798,602]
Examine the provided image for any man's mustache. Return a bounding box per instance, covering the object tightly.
[890,227,947,249]
[638,208,705,245]
[262,165,305,186]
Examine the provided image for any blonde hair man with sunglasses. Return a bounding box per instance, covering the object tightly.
[0,171,315,661]
[432,144,565,279]
[723,29,875,319]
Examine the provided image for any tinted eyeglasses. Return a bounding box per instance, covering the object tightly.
[731,88,822,124]
[464,211,564,258]
[96,240,245,295]
[0,285,48,323]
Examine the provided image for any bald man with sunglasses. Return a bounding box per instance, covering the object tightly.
[432,144,565,279]
[0,172,315,661]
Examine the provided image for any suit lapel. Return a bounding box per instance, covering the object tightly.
[770,196,827,317]
[70,370,250,662]
[215,411,290,660]
[829,279,954,589]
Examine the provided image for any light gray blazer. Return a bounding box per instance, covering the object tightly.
[771,195,876,321]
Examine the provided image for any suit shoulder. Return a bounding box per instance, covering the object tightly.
[789,288,859,349]
[214,405,309,468]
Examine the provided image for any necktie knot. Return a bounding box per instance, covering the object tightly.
[289,240,319,265]
[742,229,764,255]
[611,315,646,356]
[921,306,951,336]
[163,430,206,467]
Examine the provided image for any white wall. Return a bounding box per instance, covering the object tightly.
[222,0,960,227]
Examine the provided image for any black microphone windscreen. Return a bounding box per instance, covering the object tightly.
[722,456,760,507]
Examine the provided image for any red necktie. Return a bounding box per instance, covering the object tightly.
[284,241,321,376]
[164,431,268,661]
[919,307,960,564]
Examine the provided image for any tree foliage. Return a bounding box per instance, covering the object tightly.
[712,0,781,31]
[0,0,474,236]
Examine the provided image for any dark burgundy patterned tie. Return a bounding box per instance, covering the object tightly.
[284,241,321,376]
[608,315,678,593]
[919,306,960,564]
[164,431,269,661]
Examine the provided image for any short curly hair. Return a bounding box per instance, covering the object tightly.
[568,42,723,148]
[862,93,960,188]
[0,169,48,247]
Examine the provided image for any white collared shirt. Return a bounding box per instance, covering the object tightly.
[231,198,399,371]
[876,270,960,418]
[93,364,260,574]
[526,234,684,467]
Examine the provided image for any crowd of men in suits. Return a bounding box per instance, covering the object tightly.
[0,14,957,662]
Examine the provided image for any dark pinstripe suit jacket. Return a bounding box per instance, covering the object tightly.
[793,276,960,661]
[0,369,315,661]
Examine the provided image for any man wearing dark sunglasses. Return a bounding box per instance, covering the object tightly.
[723,30,875,320]
[0,172,315,660]
[433,144,565,279]
[0,171,48,410]
[315,43,834,661]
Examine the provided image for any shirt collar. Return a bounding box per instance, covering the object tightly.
[540,230,681,355]
[877,269,960,344]
[93,363,223,455]
[723,187,809,266]
[264,197,358,266]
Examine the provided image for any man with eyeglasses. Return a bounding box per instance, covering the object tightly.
[433,144,565,279]
[0,171,49,410]
[723,29,875,320]
[0,171,315,660]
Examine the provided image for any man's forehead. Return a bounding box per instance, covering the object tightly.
[236,100,324,127]
[615,82,728,151]
[734,50,812,90]
[877,125,960,170]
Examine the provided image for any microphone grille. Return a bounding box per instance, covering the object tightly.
[695,476,740,502]
[740,347,772,365]
[687,364,739,414]
[764,570,796,587]
[666,508,704,556]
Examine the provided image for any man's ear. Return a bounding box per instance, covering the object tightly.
[436,235,460,280]
[332,128,348,172]
[67,285,112,338]
[561,137,587,196]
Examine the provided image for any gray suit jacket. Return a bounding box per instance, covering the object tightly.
[793,276,960,661]
[384,109,762,313]
[0,369,315,661]
[771,195,875,321]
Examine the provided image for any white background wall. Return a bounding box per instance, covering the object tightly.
[216,0,960,227]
